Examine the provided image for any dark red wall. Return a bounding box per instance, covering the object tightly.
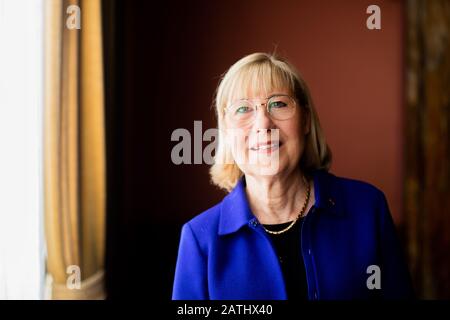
[150,0,405,224]
[104,0,405,299]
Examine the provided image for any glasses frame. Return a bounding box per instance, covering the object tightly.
[224,94,298,126]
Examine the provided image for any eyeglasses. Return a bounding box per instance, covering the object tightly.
[225,94,297,128]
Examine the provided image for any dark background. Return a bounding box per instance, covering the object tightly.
[102,0,406,300]
[102,0,226,300]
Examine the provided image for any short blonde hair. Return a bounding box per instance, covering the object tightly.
[210,52,332,191]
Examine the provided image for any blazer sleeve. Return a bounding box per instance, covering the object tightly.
[377,191,415,299]
[172,222,208,300]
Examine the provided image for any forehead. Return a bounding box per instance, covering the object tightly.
[227,68,294,103]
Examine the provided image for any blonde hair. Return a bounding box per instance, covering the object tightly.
[210,52,332,191]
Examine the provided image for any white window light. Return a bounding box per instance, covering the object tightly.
[0,0,45,299]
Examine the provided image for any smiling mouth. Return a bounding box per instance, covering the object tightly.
[250,141,282,151]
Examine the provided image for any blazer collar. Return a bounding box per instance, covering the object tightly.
[218,178,254,236]
[218,170,344,236]
[312,169,344,215]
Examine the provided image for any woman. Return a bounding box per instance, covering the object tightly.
[172,53,414,300]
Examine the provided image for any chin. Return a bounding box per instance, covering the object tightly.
[245,161,290,177]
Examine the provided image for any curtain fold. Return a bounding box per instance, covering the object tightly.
[44,0,106,299]
[405,0,450,299]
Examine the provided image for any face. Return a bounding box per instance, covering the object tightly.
[224,87,310,179]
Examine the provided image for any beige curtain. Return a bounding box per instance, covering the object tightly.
[405,0,450,299]
[44,0,106,299]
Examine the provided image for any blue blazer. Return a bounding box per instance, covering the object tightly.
[172,170,414,300]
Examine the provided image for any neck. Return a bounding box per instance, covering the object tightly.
[245,169,314,225]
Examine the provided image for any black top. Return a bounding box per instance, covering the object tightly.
[262,218,308,300]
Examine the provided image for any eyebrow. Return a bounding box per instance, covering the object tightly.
[235,93,287,101]
[267,93,286,99]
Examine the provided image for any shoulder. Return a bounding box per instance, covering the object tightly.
[180,200,224,252]
[337,174,383,197]
[185,202,222,234]
[316,170,388,216]
[324,171,384,199]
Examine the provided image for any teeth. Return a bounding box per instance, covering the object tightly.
[253,143,279,150]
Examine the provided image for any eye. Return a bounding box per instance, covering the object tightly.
[235,105,251,114]
[269,100,287,109]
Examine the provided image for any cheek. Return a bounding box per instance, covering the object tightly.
[280,120,305,155]
[281,119,302,143]
[226,130,249,160]
[237,137,248,154]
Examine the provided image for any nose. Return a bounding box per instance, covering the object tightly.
[253,103,273,132]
